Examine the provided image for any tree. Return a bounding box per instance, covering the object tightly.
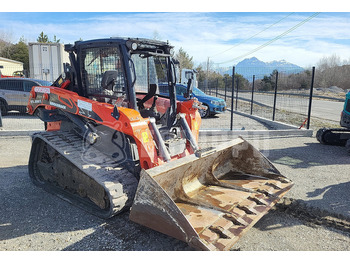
[52,35,60,43]
[175,47,194,70]
[195,64,206,83]
[36,32,60,43]
[0,37,29,70]
[11,39,29,70]
[37,31,49,43]
[0,30,14,55]
[260,70,278,91]
[315,54,350,89]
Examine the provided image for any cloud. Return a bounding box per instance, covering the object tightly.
[1,12,350,67]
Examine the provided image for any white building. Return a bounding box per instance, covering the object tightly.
[0,57,24,77]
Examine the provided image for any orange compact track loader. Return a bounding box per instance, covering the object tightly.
[27,38,293,250]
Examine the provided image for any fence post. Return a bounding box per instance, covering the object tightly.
[0,107,2,128]
[224,77,227,101]
[216,79,218,97]
[235,78,239,111]
[272,71,279,121]
[250,75,255,115]
[307,67,315,129]
[230,66,235,131]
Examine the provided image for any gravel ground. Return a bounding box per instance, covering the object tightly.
[0,113,44,132]
[0,114,350,252]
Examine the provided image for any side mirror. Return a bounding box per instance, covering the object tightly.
[184,78,193,99]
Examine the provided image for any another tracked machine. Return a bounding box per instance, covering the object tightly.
[27,37,293,250]
[316,91,350,152]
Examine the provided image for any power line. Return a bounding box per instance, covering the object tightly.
[210,12,295,59]
[215,12,320,65]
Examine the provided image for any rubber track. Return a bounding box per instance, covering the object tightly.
[30,130,138,218]
[316,128,350,146]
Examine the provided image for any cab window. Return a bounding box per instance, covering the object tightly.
[81,46,126,97]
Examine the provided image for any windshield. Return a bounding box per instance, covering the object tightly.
[131,53,170,94]
[192,87,207,96]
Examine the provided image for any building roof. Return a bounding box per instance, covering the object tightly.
[0,57,24,65]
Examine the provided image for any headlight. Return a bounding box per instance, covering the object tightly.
[211,100,220,106]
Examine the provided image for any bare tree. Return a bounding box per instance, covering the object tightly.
[0,30,14,55]
[315,54,350,90]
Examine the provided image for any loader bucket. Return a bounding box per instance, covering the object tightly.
[129,137,293,251]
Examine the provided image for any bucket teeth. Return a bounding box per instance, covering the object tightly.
[223,213,248,226]
[209,226,230,239]
[248,196,268,206]
[237,205,257,215]
[265,182,282,190]
[256,189,277,198]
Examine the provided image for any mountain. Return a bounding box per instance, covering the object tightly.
[218,57,305,81]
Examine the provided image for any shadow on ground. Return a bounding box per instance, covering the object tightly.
[261,141,350,169]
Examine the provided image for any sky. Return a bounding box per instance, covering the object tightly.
[1,1,350,69]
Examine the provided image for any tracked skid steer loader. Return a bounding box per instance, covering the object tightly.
[27,38,293,250]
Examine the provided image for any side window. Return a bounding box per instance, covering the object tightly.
[81,46,126,97]
[0,80,10,90]
[23,81,37,92]
[7,80,24,91]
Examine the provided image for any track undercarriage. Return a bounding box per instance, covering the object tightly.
[29,130,138,218]
[316,128,350,153]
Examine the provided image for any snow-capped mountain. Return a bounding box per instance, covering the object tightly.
[218,57,304,81]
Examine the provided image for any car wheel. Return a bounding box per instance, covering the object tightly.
[0,99,8,116]
[199,104,209,118]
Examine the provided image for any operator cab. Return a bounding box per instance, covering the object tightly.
[64,38,178,127]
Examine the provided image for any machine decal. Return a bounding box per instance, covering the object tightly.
[78,99,93,111]
[34,86,51,94]
[49,101,67,110]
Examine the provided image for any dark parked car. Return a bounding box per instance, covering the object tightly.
[159,84,226,118]
[0,78,52,115]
